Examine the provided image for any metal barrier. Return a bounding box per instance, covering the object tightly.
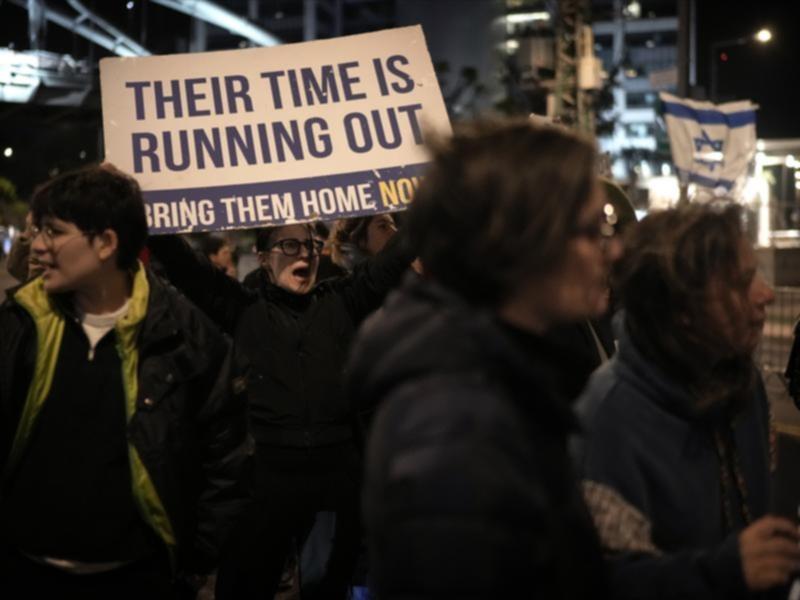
[758,288,800,435]
[758,286,800,374]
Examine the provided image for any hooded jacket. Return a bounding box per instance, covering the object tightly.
[574,317,774,599]
[345,277,609,599]
[0,266,250,574]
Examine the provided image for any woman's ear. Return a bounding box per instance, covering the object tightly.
[94,228,119,263]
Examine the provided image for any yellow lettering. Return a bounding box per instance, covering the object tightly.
[379,180,399,208]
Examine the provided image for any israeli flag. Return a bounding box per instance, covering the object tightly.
[659,92,757,196]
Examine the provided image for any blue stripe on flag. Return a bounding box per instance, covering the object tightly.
[663,101,756,128]
[677,168,735,190]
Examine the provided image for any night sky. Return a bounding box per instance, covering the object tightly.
[695,0,800,138]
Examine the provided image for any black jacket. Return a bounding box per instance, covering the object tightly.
[345,277,609,599]
[0,268,250,574]
[148,233,413,448]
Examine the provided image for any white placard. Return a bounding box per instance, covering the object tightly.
[100,26,451,233]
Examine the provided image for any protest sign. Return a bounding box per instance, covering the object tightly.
[100,26,450,234]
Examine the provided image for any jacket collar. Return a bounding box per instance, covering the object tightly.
[13,262,149,323]
[252,267,314,312]
[13,276,57,320]
[136,269,187,350]
[12,264,190,355]
[400,279,581,431]
[614,313,747,423]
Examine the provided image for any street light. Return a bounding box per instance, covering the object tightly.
[710,28,773,102]
[755,28,772,43]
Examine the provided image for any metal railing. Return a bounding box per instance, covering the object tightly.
[758,286,800,374]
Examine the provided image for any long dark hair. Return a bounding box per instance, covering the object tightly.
[614,204,755,413]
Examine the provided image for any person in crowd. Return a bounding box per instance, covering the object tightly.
[545,177,639,385]
[345,117,621,598]
[324,213,400,598]
[241,221,344,289]
[0,165,250,598]
[314,220,348,281]
[330,214,398,272]
[6,211,44,283]
[783,307,800,408]
[785,328,800,404]
[575,204,799,599]
[146,213,415,599]
[198,234,238,279]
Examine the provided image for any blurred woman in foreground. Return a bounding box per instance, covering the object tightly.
[346,118,621,598]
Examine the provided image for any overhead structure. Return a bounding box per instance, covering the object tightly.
[0,48,92,105]
[150,0,282,47]
[10,0,282,56]
[3,0,143,106]
[2,0,284,107]
[8,0,150,57]
[65,0,152,55]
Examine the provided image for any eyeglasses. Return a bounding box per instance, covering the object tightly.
[571,203,618,242]
[269,238,324,257]
[30,224,91,250]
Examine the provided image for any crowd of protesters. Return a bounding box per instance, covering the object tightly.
[1,116,798,600]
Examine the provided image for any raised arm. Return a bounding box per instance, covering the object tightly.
[335,225,416,322]
[147,234,253,334]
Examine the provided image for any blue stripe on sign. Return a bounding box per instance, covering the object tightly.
[678,168,735,190]
[663,101,756,128]
[143,162,430,234]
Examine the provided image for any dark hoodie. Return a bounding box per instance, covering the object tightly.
[574,315,775,600]
[346,276,609,599]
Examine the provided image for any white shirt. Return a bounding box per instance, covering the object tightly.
[80,300,130,360]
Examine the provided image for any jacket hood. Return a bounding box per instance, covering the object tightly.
[614,312,754,423]
[615,316,692,413]
[346,276,581,431]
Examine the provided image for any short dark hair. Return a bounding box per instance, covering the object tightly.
[255,227,277,252]
[199,234,229,258]
[30,164,147,271]
[329,216,374,269]
[614,203,752,408]
[333,216,371,250]
[407,117,597,306]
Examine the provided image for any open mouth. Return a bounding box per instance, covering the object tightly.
[292,265,311,280]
